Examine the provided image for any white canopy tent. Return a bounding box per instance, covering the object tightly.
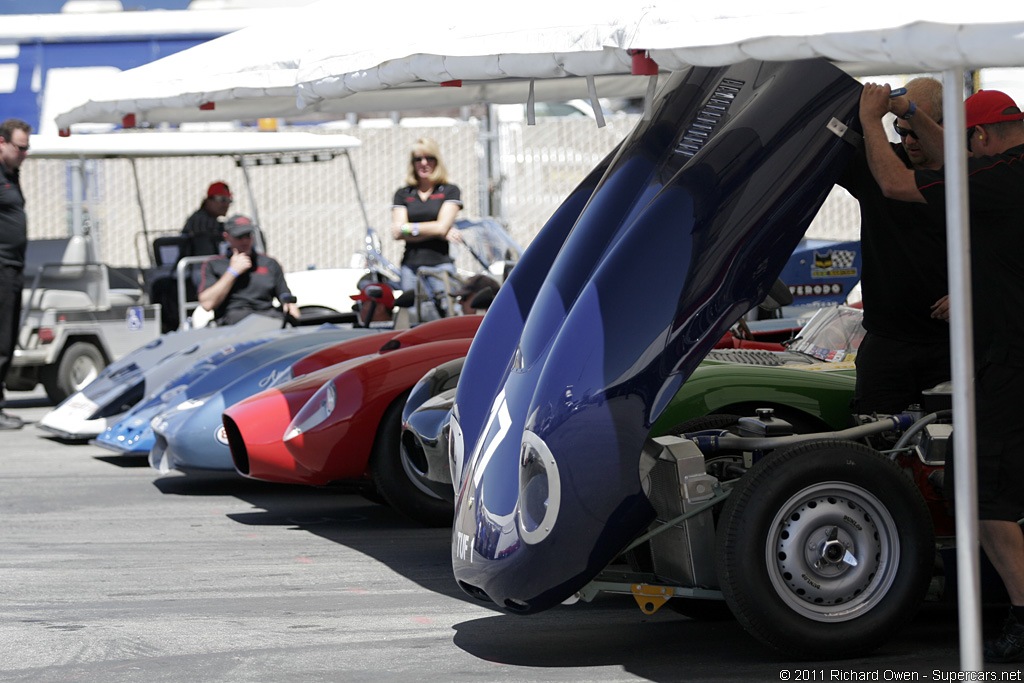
[53,2,1024,129]
[53,2,1024,669]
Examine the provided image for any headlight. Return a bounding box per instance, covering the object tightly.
[284,382,336,442]
[448,408,465,493]
[517,430,561,544]
[176,397,206,411]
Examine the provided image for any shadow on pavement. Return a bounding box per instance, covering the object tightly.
[451,601,968,681]
[7,394,51,409]
[94,454,152,468]
[152,470,470,603]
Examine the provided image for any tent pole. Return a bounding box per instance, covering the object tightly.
[238,158,265,253]
[344,150,372,231]
[942,67,983,672]
[129,158,153,266]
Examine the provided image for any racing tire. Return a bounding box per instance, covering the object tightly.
[41,341,105,404]
[715,439,933,659]
[369,389,453,527]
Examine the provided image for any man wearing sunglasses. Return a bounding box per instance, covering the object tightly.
[0,118,31,430]
[197,215,298,326]
[837,77,950,418]
[862,83,1024,663]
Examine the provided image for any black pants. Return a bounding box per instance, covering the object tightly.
[945,362,1024,522]
[0,264,24,410]
[852,331,951,415]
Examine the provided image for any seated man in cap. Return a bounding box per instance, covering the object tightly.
[197,215,300,326]
[182,181,234,256]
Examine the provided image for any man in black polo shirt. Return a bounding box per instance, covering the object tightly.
[197,215,299,326]
[861,84,1024,663]
[839,77,950,416]
[0,118,30,430]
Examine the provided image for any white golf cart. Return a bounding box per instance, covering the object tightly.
[11,130,391,404]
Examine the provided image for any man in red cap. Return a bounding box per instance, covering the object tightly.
[151,181,234,332]
[860,84,1024,662]
[182,181,233,257]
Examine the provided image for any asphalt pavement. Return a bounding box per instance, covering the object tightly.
[0,390,1020,682]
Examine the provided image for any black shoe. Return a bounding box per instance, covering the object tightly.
[985,608,1024,663]
[0,411,23,430]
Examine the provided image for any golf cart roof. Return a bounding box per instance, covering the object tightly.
[28,130,361,160]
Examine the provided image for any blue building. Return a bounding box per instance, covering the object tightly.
[0,3,296,133]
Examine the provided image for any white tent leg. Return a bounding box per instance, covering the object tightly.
[942,66,983,672]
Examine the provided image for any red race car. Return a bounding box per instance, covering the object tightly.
[222,315,483,526]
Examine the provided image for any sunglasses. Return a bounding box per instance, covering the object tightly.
[892,120,918,140]
[3,139,28,152]
[413,155,437,164]
[211,195,233,203]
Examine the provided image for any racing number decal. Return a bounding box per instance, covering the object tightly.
[456,389,513,564]
[471,389,512,491]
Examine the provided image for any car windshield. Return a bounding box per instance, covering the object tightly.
[452,218,522,272]
[786,306,865,362]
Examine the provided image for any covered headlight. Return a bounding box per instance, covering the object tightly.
[517,430,560,544]
[448,408,465,493]
[176,397,206,411]
[284,381,336,442]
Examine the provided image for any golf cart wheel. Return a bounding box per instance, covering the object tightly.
[715,439,933,659]
[369,389,452,527]
[41,341,105,404]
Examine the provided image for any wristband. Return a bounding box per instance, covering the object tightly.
[401,223,411,235]
[898,101,916,120]
[411,222,420,237]
[227,267,240,278]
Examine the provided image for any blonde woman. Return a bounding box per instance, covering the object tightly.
[391,138,463,294]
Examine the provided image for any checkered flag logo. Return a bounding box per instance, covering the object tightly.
[829,250,856,268]
[816,249,857,269]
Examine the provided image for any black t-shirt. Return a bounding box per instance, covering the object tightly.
[916,143,1024,365]
[838,143,948,343]
[181,206,225,257]
[198,252,292,325]
[392,184,462,267]
[0,161,26,270]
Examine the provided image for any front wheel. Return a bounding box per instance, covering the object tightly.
[715,439,933,659]
[369,390,452,527]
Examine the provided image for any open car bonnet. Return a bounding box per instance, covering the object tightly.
[450,59,862,612]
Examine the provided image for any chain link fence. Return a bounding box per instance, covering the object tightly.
[20,115,861,276]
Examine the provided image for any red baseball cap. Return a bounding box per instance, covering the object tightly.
[207,181,231,198]
[965,90,1024,129]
